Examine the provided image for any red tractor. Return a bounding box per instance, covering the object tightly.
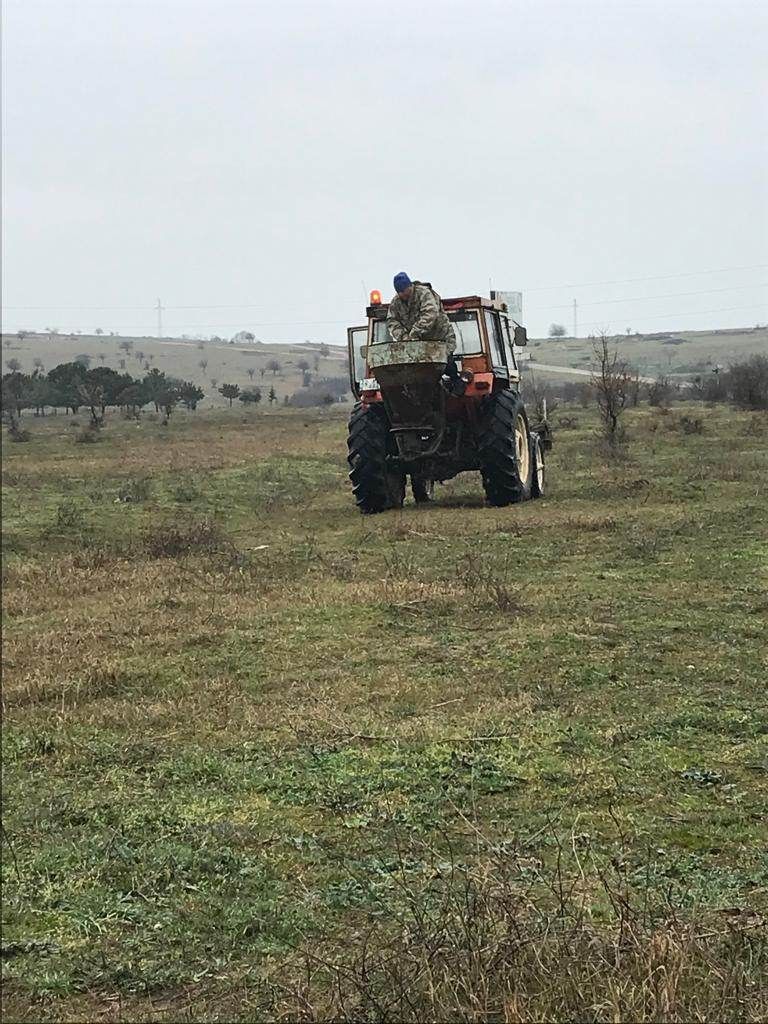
[346,291,550,513]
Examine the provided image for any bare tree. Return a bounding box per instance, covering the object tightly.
[627,372,642,407]
[33,357,45,373]
[267,358,281,376]
[199,359,208,375]
[647,375,673,407]
[591,333,630,449]
[247,367,256,381]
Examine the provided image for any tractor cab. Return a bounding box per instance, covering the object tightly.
[347,293,528,401]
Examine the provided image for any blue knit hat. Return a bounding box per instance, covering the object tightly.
[393,272,412,294]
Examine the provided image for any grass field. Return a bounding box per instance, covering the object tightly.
[2,401,767,1022]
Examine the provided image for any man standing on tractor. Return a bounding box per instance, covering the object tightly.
[387,272,458,379]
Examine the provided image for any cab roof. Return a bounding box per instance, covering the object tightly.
[367,294,508,317]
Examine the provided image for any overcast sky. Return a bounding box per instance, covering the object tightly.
[2,0,767,341]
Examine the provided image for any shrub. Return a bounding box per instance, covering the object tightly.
[141,517,227,559]
[728,354,768,410]
[117,476,152,503]
[74,424,102,444]
[273,830,767,1023]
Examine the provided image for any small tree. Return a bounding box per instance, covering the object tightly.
[267,359,281,376]
[157,386,179,422]
[95,328,104,335]
[319,343,330,359]
[74,353,92,369]
[239,387,262,407]
[247,367,256,381]
[591,334,630,450]
[199,358,208,375]
[98,352,106,364]
[297,358,311,374]
[268,386,277,405]
[6,358,22,372]
[136,350,145,363]
[178,381,205,410]
[77,381,105,426]
[627,372,642,407]
[16,330,27,342]
[210,377,219,389]
[219,383,240,407]
[260,367,266,379]
[727,354,768,410]
[33,357,45,372]
[647,375,673,407]
[118,340,133,355]
[549,324,566,338]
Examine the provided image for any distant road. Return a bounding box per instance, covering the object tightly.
[527,360,661,385]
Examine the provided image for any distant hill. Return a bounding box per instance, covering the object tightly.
[0,332,351,407]
[525,325,768,382]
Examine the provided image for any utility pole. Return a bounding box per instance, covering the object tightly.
[156,298,163,339]
[572,299,578,339]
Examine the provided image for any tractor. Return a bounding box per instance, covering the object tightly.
[346,290,551,513]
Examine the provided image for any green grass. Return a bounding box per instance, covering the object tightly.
[2,404,767,1022]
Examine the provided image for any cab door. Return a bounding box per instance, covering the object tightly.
[347,325,368,399]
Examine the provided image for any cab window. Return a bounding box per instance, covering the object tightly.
[484,311,506,367]
[502,317,518,369]
[448,310,483,355]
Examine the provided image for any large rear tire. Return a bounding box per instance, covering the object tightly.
[478,390,533,506]
[347,403,406,514]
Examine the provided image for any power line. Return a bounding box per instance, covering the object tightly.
[577,303,768,329]
[5,262,767,312]
[523,262,768,292]
[8,303,765,335]
[529,282,767,312]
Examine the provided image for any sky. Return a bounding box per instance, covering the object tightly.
[2,0,767,342]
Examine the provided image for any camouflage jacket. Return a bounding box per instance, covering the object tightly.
[386,281,456,353]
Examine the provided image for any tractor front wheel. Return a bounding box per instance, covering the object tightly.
[478,390,533,506]
[347,403,406,514]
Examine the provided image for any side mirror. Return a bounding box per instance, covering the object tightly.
[514,325,528,347]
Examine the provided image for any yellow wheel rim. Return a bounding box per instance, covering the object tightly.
[515,413,530,481]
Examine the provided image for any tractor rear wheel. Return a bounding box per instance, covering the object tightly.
[478,390,533,506]
[347,403,406,514]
